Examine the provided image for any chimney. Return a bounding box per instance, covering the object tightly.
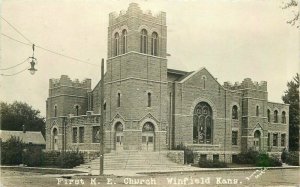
[22,124,26,133]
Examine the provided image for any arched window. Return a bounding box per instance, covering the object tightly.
[281,111,286,124]
[140,29,148,54]
[54,105,57,117]
[232,105,238,119]
[147,92,151,107]
[75,105,79,116]
[274,110,278,123]
[122,30,127,54]
[193,102,213,144]
[117,93,121,107]
[256,106,259,116]
[114,32,119,56]
[151,32,158,56]
[267,109,270,122]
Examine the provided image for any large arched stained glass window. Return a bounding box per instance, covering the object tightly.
[193,102,213,144]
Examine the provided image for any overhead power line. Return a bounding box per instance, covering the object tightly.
[1,16,32,44]
[0,66,30,76]
[2,33,99,66]
[0,57,29,70]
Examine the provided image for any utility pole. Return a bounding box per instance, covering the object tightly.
[99,58,105,175]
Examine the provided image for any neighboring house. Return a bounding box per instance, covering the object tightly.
[0,130,46,149]
[45,3,289,163]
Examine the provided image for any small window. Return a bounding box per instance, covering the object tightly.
[274,110,278,123]
[273,133,278,146]
[142,136,146,143]
[122,29,127,54]
[267,109,270,122]
[267,133,270,146]
[232,131,238,145]
[232,105,238,119]
[93,126,100,143]
[104,102,106,111]
[147,92,151,107]
[75,105,79,116]
[54,105,57,117]
[281,134,286,146]
[148,136,153,143]
[72,127,78,143]
[117,93,121,107]
[202,76,206,89]
[281,111,286,124]
[114,32,119,56]
[140,29,148,54]
[200,154,207,161]
[256,106,259,116]
[79,127,84,143]
[151,32,158,56]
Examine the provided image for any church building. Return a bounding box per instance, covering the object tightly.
[46,3,289,162]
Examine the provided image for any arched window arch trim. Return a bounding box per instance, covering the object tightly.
[190,97,217,118]
[139,118,158,131]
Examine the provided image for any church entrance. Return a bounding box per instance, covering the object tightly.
[115,122,124,151]
[52,128,58,151]
[254,130,261,151]
[141,122,155,151]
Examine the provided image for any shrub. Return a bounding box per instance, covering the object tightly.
[281,148,288,163]
[23,146,44,167]
[285,151,299,166]
[175,143,194,164]
[1,136,25,165]
[198,160,227,168]
[56,151,84,168]
[255,153,282,167]
[234,149,259,164]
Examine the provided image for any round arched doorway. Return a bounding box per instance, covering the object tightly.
[52,128,58,151]
[141,122,155,151]
[115,122,124,151]
[254,130,261,151]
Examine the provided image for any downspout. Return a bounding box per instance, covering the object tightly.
[224,90,227,162]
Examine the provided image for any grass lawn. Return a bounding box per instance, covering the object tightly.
[0,166,85,175]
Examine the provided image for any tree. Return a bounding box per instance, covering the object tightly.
[282,0,299,28]
[0,101,45,136]
[282,73,299,151]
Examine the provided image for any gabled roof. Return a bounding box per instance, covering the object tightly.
[0,130,45,145]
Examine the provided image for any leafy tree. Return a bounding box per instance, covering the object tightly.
[0,101,45,136]
[282,73,299,151]
[1,136,25,165]
[282,0,299,28]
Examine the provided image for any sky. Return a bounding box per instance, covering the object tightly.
[0,0,299,117]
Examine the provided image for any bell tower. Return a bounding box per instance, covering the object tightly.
[107,3,167,58]
[104,3,168,151]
